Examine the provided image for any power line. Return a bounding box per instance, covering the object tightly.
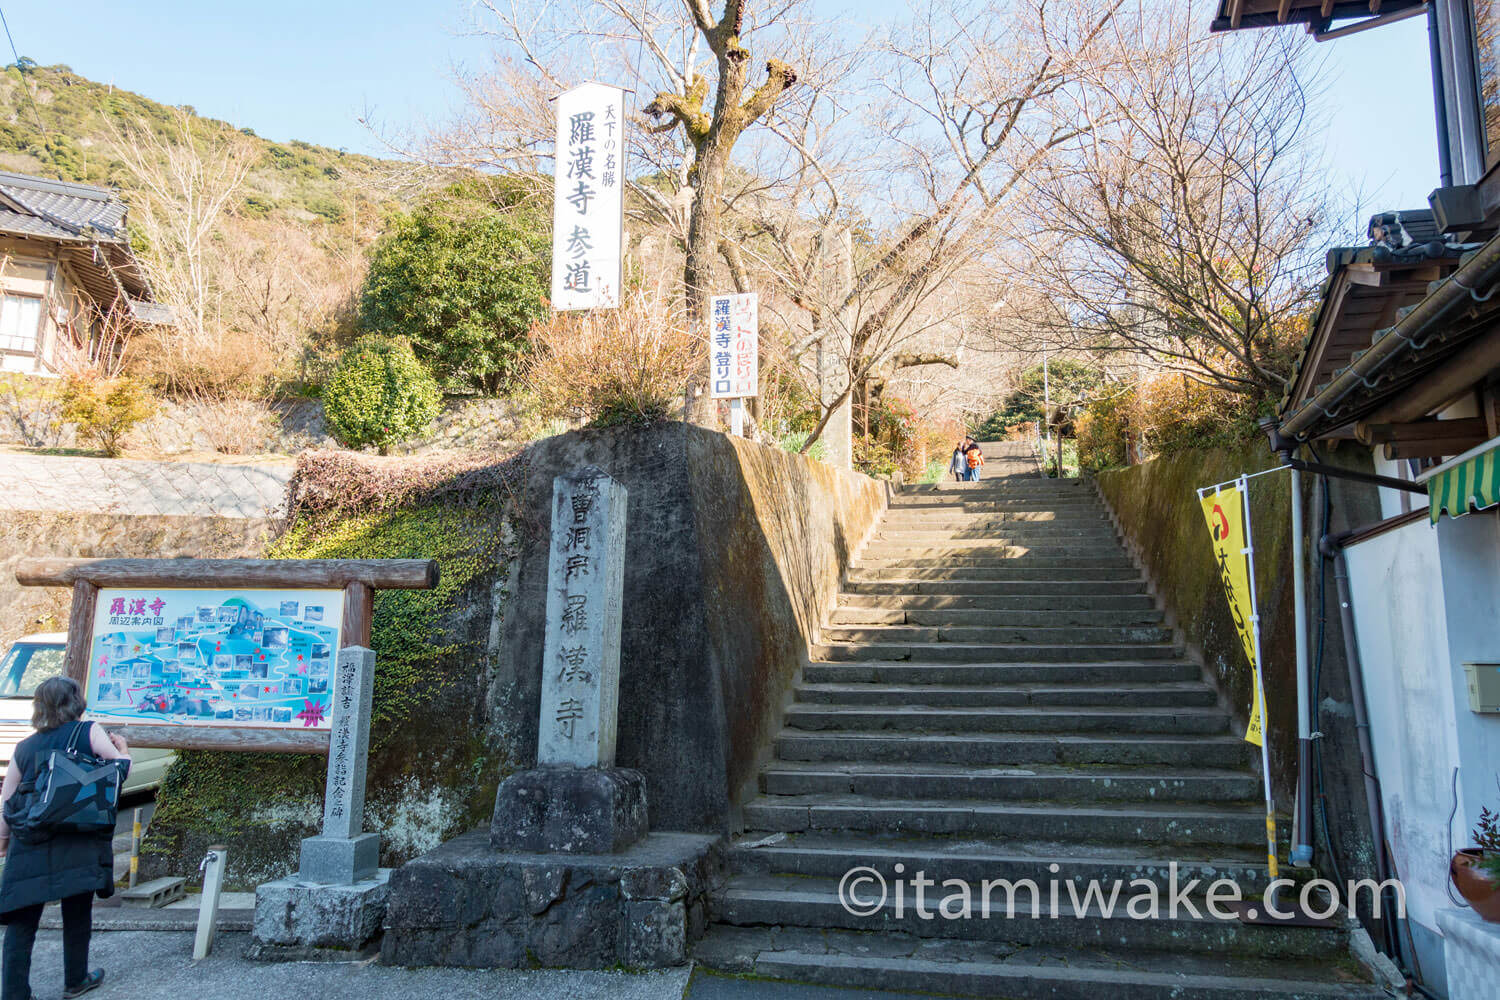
[0,5,48,136]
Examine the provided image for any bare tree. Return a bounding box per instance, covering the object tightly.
[1005,0,1326,402]
[721,0,1119,455]
[107,109,258,350]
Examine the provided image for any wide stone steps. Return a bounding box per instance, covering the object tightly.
[858,545,1130,562]
[793,680,1214,708]
[810,641,1183,662]
[725,831,1272,889]
[783,705,1229,736]
[694,926,1381,1000]
[710,876,1348,957]
[820,624,1173,645]
[829,606,1163,626]
[870,528,1122,544]
[696,465,1374,998]
[758,761,1258,803]
[836,591,1157,611]
[802,660,1202,685]
[742,795,1264,846]
[842,578,1148,596]
[849,565,1144,581]
[870,520,1114,534]
[774,730,1254,768]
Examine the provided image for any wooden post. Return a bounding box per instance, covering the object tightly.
[342,581,373,649]
[63,579,97,687]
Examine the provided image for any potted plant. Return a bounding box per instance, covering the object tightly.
[1452,791,1500,922]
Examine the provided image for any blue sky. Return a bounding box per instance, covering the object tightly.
[2,1,1441,214]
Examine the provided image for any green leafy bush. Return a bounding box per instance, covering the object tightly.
[58,374,156,457]
[358,187,550,394]
[323,336,441,453]
[973,359,1102,436]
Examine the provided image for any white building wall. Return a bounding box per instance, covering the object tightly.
[1345,522,1463,938]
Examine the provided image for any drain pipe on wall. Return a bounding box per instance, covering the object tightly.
[1321,533,1403,959]
[1290,462,1315,867]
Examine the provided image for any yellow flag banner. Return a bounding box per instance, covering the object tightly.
[1199,486,1264,747]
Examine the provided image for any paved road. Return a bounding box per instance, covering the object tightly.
[18,931,955,1000]
[21,931,693,1000]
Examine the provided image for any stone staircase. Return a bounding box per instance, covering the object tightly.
[694,443,1381,998]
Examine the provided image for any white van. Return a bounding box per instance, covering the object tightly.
[0,632,174,794]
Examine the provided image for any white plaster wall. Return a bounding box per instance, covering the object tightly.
[1433,511,1500,833]
[1346,521,1462,935]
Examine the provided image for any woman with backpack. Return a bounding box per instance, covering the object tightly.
[963,438,985,481]
[0,677,130,1000]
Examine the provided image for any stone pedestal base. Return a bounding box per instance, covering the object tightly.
[250,869,391,960]
[490,766,647,854]
[383,829,722,969]
[300,832,379,885]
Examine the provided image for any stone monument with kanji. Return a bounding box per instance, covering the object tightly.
[490,466,647,852]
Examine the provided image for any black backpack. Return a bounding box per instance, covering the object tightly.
[3,722,125,843]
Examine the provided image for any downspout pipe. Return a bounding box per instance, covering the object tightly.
[1321,533,1400,954]
[1281,233,1500,439]
[1260,417,1317,868]
[1290,462,1315,867]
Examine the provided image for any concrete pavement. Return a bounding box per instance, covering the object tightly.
[20,931,693,1000]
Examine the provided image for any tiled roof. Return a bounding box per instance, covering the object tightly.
[1278,208,1471,419]
[0,171,128,242]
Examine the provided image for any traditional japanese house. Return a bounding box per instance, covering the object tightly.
[1216,2,1500,996]
[0,169,169,375]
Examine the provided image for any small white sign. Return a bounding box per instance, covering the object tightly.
[551,83,626,311]
[709,292,758,398]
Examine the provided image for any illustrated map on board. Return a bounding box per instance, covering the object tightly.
[85,588,343,729]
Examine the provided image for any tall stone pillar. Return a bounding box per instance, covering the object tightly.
[818,338,853,470]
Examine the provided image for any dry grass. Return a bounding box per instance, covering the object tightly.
[522,286,700,428]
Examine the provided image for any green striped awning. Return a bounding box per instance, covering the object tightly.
[1428,443,1500,524]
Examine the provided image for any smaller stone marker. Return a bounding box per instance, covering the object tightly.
[492,467,647,854]
[253,645,388,959]
[299,645,378,883]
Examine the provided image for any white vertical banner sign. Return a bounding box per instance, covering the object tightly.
[709,292,759,398]
[551,83,625,311]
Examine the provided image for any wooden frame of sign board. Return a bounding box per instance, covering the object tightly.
[13,558,438,754]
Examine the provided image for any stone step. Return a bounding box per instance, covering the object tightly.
[694,926,1379,1000]
[819,625,1175,645]
[837,591,1157,610]
[854,554,1136,569]
[725,831,1272,889]
[887,500,1107,514]
[757,761,1258,803]
[782,705,1229,736]
[858,544,1130,561]
[876,521,1116,536]
[710,876,1349,958]
[829,606,1163,626]
[774,730,1254,768]
[802,660,1202,685]
[793,680,1217,708]
[842,578,1147,596]
[810,642,1184,663]
[849,566,1142,582]
[742,795,1264,846]
[872,527,1121,543]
